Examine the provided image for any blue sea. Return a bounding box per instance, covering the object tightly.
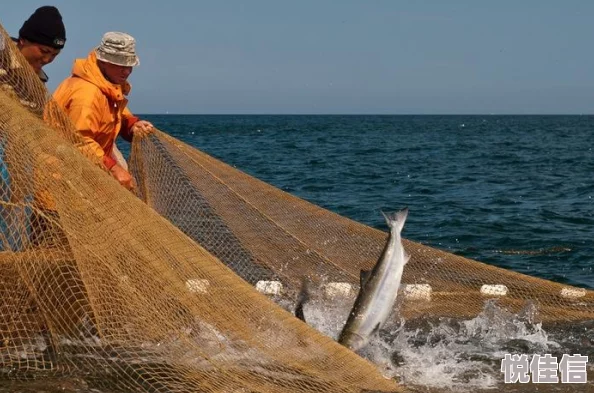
[134,114,593,290]
[2,115,592,393]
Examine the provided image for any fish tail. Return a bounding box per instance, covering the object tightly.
[381,207,408,232]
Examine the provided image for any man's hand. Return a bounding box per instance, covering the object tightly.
[109,163,136,191]
[131,120,154,138]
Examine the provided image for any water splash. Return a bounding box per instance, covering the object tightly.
[298,296,571,392]
[375,301,560,391]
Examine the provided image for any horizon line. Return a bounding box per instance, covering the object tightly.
[137,113,594,116]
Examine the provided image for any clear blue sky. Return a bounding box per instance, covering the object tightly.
[3,1,594,114]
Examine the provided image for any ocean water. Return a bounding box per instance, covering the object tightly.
[139,114,594,290]
[3,115,591,393]
[131,114,594,391]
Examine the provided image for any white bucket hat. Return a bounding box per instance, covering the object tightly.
[95,32,140,67]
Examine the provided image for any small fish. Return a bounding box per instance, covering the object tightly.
[338,208,410,352]
[295,278,311,322]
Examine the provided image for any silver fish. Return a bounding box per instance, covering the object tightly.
[338,208,410,352]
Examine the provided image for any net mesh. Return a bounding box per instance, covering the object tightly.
[130,130,594,323]
[0,25,400,392]
[0,22,593,393]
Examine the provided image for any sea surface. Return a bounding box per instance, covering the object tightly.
[4,115,591,393]
[121,114,594,391]
[138,114,594,290]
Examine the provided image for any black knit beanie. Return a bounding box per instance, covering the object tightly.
[19,6,66,49]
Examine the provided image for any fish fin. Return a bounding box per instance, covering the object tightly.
[404,249,411,265]
[371,322,382,337]
[295,278,310,323]
[380,210,390,225]
[295,303,306,323]
[381,207,409,232]
[360,270,371,287]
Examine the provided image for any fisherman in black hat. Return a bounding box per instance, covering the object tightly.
[0,6,66,252]
[12,5,67,83]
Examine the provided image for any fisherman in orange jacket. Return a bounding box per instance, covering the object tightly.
[53,32,153,191]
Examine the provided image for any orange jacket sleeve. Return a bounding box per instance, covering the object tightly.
[65,102,114,167]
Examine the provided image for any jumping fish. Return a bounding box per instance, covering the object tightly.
[338,208,410,352]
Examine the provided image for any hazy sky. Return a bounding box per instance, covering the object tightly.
[3,1,594,114]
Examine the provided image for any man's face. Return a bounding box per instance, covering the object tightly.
[18,39,60,73]
[98,61,133,85]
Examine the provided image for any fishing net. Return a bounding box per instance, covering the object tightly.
[0,25,399,392]
[0,20,593,393]
[130,129,594,325]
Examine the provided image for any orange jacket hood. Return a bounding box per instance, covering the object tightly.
[71,51,132,101]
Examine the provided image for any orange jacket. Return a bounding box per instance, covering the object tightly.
[53,51,139,169]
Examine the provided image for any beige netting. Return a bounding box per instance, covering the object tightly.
[0,25,400,392]
[1,20,593,393]
[129,130,594,324]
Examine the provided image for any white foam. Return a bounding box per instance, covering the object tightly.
[186,279,209,294]
[293,285,566,392]
[256,280,283,295]
[560,287,586,298]
[402,284,432,301]
[480,284,508,296]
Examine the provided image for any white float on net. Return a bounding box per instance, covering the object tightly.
[480,284,508,296]
[323,282,354,298]
[402,283,432,301]
[256,280,283,295]
[186,279,210,294]
[560,287,586,299]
